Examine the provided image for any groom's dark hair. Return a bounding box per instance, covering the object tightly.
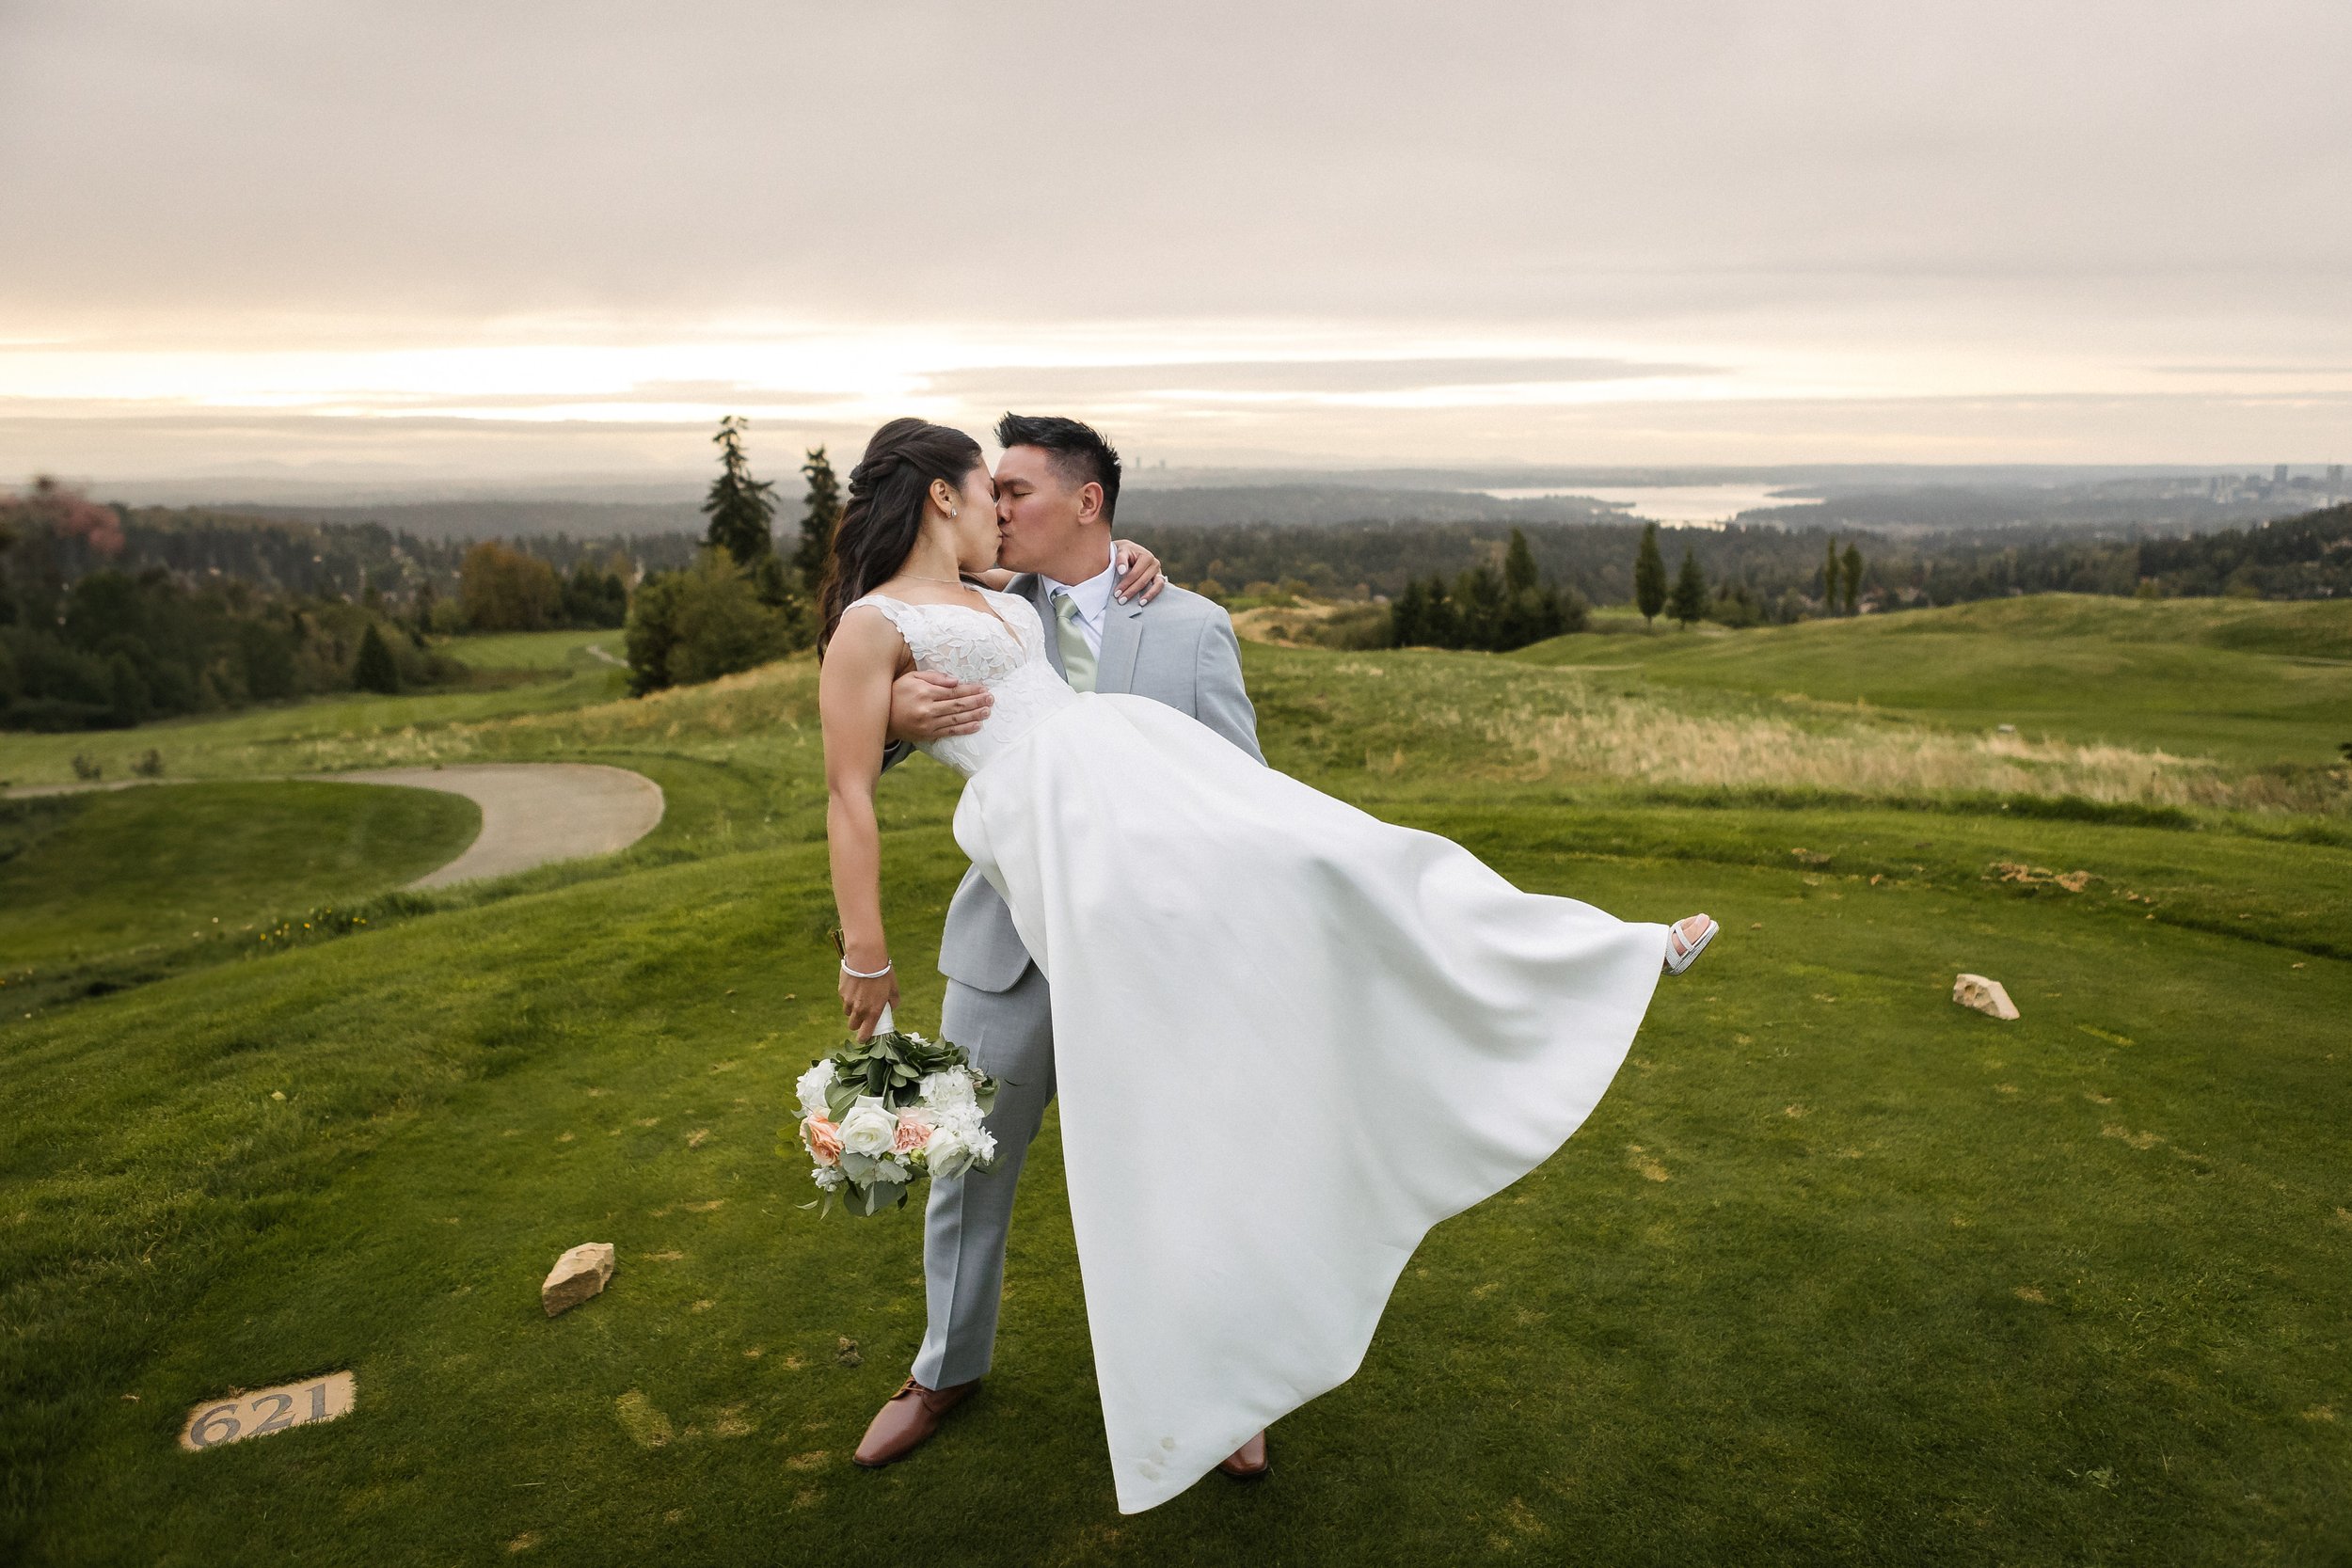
[996,413,1121,524]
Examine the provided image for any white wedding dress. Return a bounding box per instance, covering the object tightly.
[850,588,1666,1513]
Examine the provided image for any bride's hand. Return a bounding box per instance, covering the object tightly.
[1111,541,1167,605]
[840,965,900,1040]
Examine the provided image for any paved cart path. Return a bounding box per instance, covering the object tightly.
[5,763,664,889]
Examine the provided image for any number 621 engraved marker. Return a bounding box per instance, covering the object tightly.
[179,1371,356,1450]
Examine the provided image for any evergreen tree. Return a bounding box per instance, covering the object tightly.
[1454,564,1506,649]
[702,415,776,563]
[1823,536,1841,613]
[795,446,842,594]
[1389,577,1428,645]
[1421,573,1460,647]
[1842,542,1864,613]
[1668,547,1708,627]
[353,621,401,693]
[1634,523,1667,628]
[1502,528,1539,594]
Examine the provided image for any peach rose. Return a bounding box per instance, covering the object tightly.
[803,1115,843,1166]
[892,1110,935,1156]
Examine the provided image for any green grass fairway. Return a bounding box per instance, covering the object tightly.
[441,628,628,673]
[4,594,2348,1563]
[1515,595,2352,765]
[0,782,480,1007]
[0,648,627,790]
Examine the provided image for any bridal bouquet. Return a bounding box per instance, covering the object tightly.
[787,1012,1000,1217]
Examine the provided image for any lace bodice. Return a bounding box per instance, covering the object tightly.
[848,588,1079,778]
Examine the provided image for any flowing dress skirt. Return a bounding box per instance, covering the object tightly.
[952,692,1665,1513]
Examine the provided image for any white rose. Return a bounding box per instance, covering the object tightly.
[926,1126,977,1180]
[836,1096,898,1158]
[795,1060,837,1120]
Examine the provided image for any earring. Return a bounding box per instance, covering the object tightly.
[948,506,959,519]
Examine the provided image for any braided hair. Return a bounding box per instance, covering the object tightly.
[818,418,985,652]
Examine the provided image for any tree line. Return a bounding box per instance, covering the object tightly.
[0,479,463,732]
[1147,502,2352,627]
[619,416,836,696]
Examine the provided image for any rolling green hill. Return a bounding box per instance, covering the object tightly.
[1513,595,2352,765]
[2,612,2347,1565]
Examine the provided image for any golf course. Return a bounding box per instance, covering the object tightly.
[4,597,2347,1565]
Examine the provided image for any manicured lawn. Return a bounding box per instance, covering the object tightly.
[4,594,2348,1562]
[1516,595,2352,765]
[4,808,2345,1565]
[440,628,627,673]
[0,782,479,1004]
[0,664,627,789]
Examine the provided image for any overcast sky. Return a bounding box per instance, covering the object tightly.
[4,0,2348,486]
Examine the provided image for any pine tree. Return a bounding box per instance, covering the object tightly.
[353,622,401,693]
[1502,528,1539,594]
[1389,578,1428,645]
[796,446,843,594]
[1634,523,1667,628]
[1668,547,1708,627]
[702,415,776,564]
[1842,542,1864,613]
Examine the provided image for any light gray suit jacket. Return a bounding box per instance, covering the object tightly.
[888,574,1263,993]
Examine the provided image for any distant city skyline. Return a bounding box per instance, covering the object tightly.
[4,1,2347,484]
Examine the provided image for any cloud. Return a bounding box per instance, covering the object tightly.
[1,0,2346,476]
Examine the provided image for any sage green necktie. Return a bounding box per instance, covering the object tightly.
[1053,591,1098,694]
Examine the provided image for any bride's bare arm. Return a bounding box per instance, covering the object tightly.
[818,609,904,1037]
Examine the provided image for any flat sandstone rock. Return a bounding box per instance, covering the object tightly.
[1953,974,2020,1021]
[181,1370,356,1450]
[543,1242,616,1316]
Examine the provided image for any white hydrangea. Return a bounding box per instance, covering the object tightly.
[811,1165,843,1192]
[918,1069,977,1112]
[795,1059,837,1120]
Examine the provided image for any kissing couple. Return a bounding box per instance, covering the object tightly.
[812,413,1717,1513]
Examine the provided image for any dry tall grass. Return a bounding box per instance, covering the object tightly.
[1486,686,2344,815]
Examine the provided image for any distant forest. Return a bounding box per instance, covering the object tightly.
[0,493,673,733]
[65,506,701,603]
[7,484,2344,732]
[1146,503,2352,613]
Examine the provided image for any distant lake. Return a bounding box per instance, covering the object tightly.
[1476,483,1823,527]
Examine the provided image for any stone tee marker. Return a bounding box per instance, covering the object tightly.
[543,1242,616,1316]
[1953,974,2020,1021]
[181,1371,356,1450]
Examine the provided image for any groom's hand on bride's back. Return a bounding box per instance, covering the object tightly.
[889,670,993,743]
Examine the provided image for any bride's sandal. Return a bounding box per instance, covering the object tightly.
[1662,914,1718,976]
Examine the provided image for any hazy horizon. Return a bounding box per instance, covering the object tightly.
[5,1,2348,483]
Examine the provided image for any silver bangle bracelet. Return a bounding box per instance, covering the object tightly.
[839,957,893,979]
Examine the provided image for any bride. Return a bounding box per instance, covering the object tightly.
[818,417,1716,1513]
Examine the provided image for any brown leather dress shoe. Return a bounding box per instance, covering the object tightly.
[852,1377,977,1467]
[1216,1429,1269,1480]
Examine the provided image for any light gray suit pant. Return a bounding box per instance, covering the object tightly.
[908,966,1056,1389]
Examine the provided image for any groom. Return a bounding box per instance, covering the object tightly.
[855,413,1271,1478]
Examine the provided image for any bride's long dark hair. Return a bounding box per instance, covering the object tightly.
[818,417,985,653]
